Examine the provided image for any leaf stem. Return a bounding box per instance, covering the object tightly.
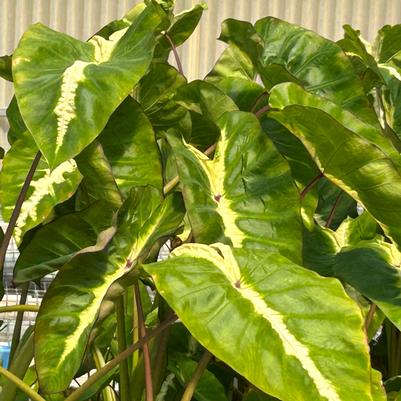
[9,283,28,361]
[300,172,324,200]
[0,304,39,313]
[92,345,117,401]
[250,91,268,114]
[164,33,183,75]
[364,303,376,334]
[135,283,154,401]
[180,350,213,401]
[116,296,130,401]
[254,105,270,119]
[325,192,343,228]
[0,365,46,401]
[0,151,41,294]
[65,315,177,401]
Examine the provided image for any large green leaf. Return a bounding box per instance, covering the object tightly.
[167,110,302,263]
[221,17,377,125]
[98,96,162,195]
[145,243,375,401]
[35,187,185,393]
[12,4,163,168]
[268,82,401,249]
[14,201,115,283]
[0,131,82,244]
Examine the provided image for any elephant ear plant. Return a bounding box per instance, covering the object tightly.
[2,1,401,400]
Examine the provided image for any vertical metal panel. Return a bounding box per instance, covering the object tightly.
[1,0,401,107]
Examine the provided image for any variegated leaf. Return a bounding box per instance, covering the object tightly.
[0,131,81,244]
[12,4,163,168]
[145,243,375,401]
[167,110,302,263]
[35,187,185,393]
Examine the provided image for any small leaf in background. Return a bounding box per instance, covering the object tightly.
[168,353,228,401]
[0,54,12,82]
[154,3,207,61]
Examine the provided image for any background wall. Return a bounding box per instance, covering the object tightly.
[1,0,401,132]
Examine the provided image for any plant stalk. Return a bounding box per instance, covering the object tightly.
[116,296,130,401]
[325,192,343,228]
[135,283,154,401]
[65,315,177,401]
[250,92,268,114]
[0,366,46,401]
[180,350,213,401]
[0,151,41,291]
[364,303,376,334]
[300,172,324,200]
[164,33,184,75]
[0,304,39,313]
[254,105,270,119]
[92,345,117,401]
[9,283,28,361]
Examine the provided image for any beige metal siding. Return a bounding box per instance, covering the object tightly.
[2,0,401,109]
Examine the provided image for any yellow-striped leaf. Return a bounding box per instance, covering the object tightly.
[12,4,163,169]
[167,110,302,263]
[35,187,185,393]
[145,243,375,401]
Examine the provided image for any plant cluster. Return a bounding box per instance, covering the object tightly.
[1,1,401,400]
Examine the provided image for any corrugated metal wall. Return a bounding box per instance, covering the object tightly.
[1,0,401,110]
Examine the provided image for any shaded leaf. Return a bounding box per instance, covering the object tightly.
[99,96,162,195]
[174,80,237,149]
[145,243,374,401]
[168,353,228,401]
[14,201,115,283]
[0,55,12,81]
[75,141,122,209]
[137,62,188,133]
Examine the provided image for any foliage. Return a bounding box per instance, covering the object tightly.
[2,1,401,400]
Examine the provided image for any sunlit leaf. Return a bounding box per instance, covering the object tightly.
[145,243,375,401]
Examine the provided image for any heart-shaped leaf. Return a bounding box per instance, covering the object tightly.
[13,4,163,168]
[35,187,184,393]
[145,243,375,401]
[167,110,302,263]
